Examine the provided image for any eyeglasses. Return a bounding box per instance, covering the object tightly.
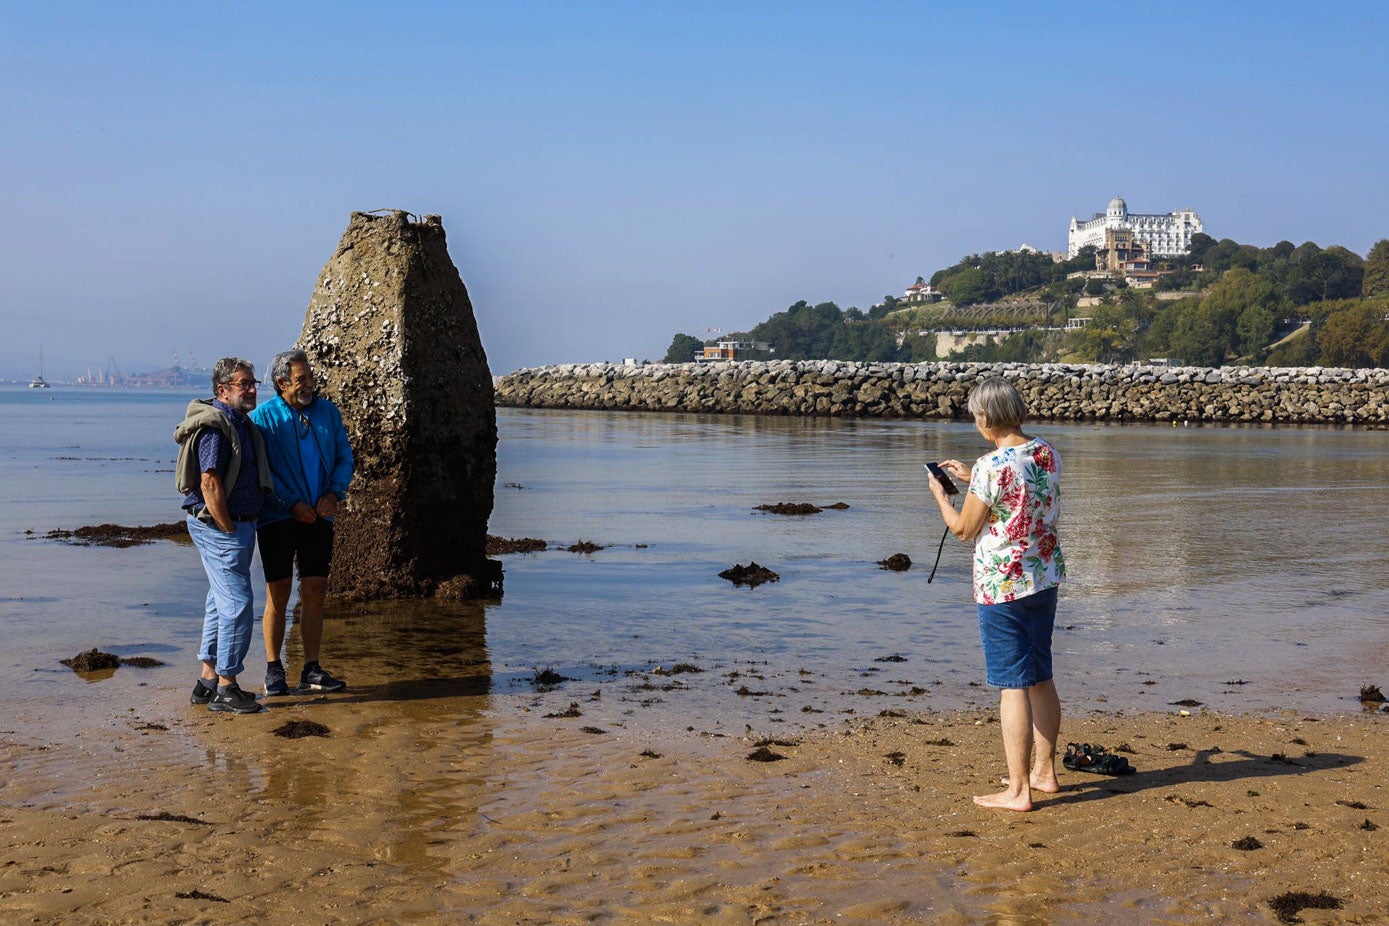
[223,379,259,390]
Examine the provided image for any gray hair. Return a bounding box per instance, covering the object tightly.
[269,349,310,395]
[211,357,255,391]
[967,376,1028,429]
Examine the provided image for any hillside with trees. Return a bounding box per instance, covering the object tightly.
[663,236,1389,368]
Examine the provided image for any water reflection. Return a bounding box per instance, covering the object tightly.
[491,410,1389,716]
[250,597,497,873]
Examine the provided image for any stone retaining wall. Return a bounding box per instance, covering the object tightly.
[495,361,1389,425]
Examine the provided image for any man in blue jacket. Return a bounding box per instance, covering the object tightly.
[250,349,355,696]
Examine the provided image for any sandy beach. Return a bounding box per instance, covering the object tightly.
[3,670,1385,925]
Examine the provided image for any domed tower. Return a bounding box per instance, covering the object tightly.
[1107,196,1128,221]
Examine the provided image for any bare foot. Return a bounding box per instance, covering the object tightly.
[973,790,1034,812]
[1001,775,1061,794]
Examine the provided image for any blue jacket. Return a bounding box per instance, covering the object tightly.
[249,393,354,526]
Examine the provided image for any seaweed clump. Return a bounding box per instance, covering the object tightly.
[486,535,547,555]
[272,720,331,738]
[1267,891,1342,924]
[47,522,187,548]
[755,503,821,516]
[1359,684,1385,703]
[719,562,779,588]
[877,553,912,571]
[747,746,787,762]
[61,649,121,672]
[566,540,605,554]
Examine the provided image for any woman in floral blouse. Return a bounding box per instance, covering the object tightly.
[928,376,1066,812]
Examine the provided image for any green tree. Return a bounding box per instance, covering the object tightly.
[1286,247,1364,304]
[869,295,899,320]
[938,267,992,306]
[746,301,844,359]
[1316,299,1389,367]
[1170,299,1237,366]
[1186,233,1216,266]
[663,332,705,364]
[900,332,937,362]
[1235,303,1280,357]
[1068,302,1139,362]
[1363,239,1389,297]
[1137,297,1194,359]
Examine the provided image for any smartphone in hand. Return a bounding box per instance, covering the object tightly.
[924,462,959,495]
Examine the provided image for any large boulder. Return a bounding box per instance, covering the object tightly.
[297,210,502,599]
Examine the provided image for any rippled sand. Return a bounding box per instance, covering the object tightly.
[3,661,1386,924]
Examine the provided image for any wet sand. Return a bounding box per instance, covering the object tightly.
[2,679,1385,924]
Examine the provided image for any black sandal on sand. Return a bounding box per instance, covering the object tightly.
[1063,743,1136,776]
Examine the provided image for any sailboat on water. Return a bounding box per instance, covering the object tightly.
[29,347,50,388]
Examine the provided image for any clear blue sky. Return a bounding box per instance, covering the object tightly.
[3,1,1386,379]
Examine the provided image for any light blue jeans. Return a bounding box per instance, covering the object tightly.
[187,515,257,678]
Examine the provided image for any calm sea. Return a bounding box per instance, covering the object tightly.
[2,384,1387,738]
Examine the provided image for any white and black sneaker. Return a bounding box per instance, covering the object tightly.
[300,663,347,693]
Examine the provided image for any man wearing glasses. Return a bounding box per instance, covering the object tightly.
[175,357,273,714]
[251,349,355,696]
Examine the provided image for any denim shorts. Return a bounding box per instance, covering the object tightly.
[977,586,1058,689]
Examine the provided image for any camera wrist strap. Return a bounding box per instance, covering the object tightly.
[927,527,950,584]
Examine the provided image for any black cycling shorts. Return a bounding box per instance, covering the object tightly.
[258,518,335,583]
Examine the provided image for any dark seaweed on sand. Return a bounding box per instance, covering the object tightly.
[137,812,213,825]
[1267,890,1342,924]
[651,663,703,675]
[120,656,167,668]
[1359,684,1386,703]
[272,720,330,738]
[531,667,572,688]
[1231,836,1263,850]
[746,747,786,762]
[544,702,583,718]
[176,889,229,903]
[884,751,906,766]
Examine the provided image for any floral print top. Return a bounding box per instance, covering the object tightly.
[967,437,1065,605]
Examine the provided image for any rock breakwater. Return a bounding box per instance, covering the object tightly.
[496,361,1389,425]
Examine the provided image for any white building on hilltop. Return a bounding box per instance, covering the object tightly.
[1068,196,1202,259]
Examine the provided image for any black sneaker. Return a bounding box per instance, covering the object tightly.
[190,680,217,705]
[264,663,289,696]
[300,664,347,693]
[208,684,265,714]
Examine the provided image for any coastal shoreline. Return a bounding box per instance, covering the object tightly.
[3,690,1385,924]
[496,360,1389,426]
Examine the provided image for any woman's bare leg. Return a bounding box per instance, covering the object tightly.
[974,688,1034,811]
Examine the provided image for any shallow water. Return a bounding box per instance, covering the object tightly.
[2,386,1388,742]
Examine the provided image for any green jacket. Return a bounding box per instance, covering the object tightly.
[174,398,274,501]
